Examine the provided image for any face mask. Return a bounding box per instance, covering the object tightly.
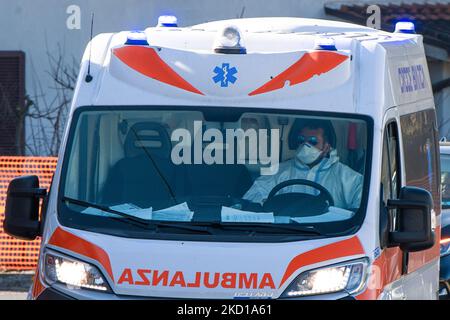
[296,143,322,165]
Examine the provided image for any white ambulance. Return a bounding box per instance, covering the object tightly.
[4,17,441,299]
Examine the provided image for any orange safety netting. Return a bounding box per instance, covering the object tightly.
[0,156,57,270]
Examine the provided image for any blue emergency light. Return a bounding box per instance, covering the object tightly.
[394,21,416,34]
[314,38,337,51]
[157,15,178,27]
[125,31,149,45]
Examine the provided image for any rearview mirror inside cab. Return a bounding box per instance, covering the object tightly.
[387,186,435,252]
[3,175,46,240]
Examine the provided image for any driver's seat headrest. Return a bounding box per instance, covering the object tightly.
[124,122,171,158]
[288,119,336,150]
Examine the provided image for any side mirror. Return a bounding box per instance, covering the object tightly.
[387,186,435,252]
[3,175,47,240]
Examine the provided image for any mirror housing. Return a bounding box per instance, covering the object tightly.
[387,186,435,252]
[3,175,46,240]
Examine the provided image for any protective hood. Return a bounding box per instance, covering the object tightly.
[45,226,365,299]
[243,148,363,209]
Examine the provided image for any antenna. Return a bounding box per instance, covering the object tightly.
[239,6,246,18]
[85,13,94,83]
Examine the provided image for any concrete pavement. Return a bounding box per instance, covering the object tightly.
[0,271,33,300]
[0,291,28,300]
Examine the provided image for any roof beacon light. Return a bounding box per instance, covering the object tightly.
[314,38,337,51]
[394,21,416,34]
[157,15,178,27]
[125,31,149,46]
[214,25,246,54]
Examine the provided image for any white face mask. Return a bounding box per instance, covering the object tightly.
[296,143,322,165]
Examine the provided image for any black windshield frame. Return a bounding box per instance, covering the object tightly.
[57,105,374,242]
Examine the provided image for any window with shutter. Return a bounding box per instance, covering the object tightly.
[0,51,25,155]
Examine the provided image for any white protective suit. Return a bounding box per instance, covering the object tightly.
[243,149,363,209]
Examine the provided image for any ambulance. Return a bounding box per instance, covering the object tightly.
[3,17,441,299]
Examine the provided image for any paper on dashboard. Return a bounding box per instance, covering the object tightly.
[109,203,153,220]
[221,206,274,223]
[290,206,354,224]
[81,207,120,218]
[152,202,194,222]
[274,216,291,224]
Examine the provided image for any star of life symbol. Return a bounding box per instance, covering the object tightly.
[212,63,238,87]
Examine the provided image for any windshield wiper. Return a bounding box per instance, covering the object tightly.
[63,197,213,234]
[204,222,323,236]
[150,221,214,234]
[63,197,323,236]
[63,196,151,226]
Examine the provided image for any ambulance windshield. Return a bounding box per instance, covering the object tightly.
[59,106,372,239]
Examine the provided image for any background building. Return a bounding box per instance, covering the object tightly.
[0,0,449,155]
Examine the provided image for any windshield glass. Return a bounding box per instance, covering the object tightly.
[59,106,371,239]
[441,153,450,208]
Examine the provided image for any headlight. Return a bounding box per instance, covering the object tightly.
[281,258,368,298]
[44,251,111,292]
[441,238,450,257]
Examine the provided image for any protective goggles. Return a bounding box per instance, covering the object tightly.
[298,135,319,146]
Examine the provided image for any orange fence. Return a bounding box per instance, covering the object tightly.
[0,157,57,270]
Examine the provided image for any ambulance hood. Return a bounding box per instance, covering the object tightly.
[46,227,366,299]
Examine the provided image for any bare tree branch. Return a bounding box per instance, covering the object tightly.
[25,43,78,155]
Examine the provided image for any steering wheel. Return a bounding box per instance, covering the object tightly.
[263,179,334,216]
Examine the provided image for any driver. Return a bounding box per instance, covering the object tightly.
[243,119,363,210]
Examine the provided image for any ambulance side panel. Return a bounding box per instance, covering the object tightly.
[383,37,440,299]
[372,37,440,299]
[398,105,441,299]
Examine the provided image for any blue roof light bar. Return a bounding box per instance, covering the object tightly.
[394,21,416,34]
[125,31,149,45]
[157,15,178,27]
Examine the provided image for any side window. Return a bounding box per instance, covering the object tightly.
[381,134,391,203]
[381,121,401,203]
[381,121,401,232]
[400,109,440,215]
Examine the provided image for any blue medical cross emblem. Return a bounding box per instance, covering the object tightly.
[212,63,238,87]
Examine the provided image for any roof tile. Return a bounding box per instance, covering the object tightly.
[325,2,450,52]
